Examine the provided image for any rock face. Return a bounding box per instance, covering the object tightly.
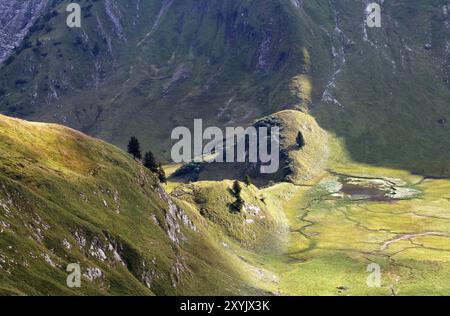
[0,0,48,63]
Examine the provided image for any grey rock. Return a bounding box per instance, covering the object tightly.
[0,0,48,63]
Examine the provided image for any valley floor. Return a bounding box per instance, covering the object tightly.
[174,161,450,296]
[252,164,450,295]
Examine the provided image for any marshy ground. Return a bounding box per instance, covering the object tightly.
[165,117,450,296]
[259,164,450,295]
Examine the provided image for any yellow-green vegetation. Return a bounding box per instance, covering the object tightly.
[272,110,329,185]
[290,75,313,111]
[2,111,450,296]
[282,174,450,295]
[1,0,449,297]
[169,180,286,252]
[5,0,448,177]
[264,129,450,295]
[167,109,450,296]
[173,110,329,186]
[0,114,282,295]
[166,166,450,295]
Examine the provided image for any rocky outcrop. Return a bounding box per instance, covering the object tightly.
[155,186,197,245]
[0,0,48,63]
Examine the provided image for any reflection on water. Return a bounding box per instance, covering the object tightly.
[341,182,391,201]
[319,174,421,202]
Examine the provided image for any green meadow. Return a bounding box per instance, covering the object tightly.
[166,112,450,296]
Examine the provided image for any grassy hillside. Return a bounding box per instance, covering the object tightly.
[310,0,450,176]
[170,110,329,186]
[0,0,449,296]
[167,141,450,295]
[0,114,286,295]
[1,110,450,295]
[1,0,448,176]
[0,0,312,159]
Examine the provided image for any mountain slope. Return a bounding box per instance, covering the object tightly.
[170,110,330,186]
[1,0,450,296]
[2,104,450,296]
[0,0,48,63]
[0,114,284,295]
[0,0,449,175]
[311,0,450,176]
[0,0,312,158]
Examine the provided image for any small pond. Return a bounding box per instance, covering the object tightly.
[319,174,421,202]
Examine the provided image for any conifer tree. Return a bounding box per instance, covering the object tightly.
[143,151,158,172]
[244,175,252,187]
[157,163,167,184]
[296,131,305,149]
[128,137,142,160]
[232,180,242,198]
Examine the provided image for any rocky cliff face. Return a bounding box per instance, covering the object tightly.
[0,0,48,63]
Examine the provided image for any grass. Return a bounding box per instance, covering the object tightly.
[163,107,450,296]
[0,0,310,160]
[0,0,449,296]
[2,106,450,295]
[0,114,283,295]
[260,128,450,295]
[1,0,448,179]
[310,0,450,176]
[272,110,329,185]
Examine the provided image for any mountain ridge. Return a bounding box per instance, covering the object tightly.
[1,0,450,296]
[0,0,449,177]
[0,113,285,295]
